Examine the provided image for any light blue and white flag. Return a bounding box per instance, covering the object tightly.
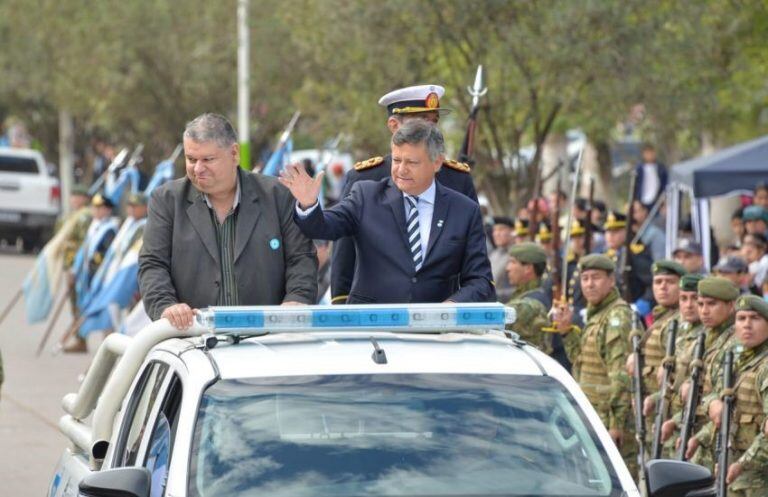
[261,137,293,176]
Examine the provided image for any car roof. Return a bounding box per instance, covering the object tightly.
[0,146,44,159]
[185,331,548,379]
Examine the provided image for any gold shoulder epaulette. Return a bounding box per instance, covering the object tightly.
[354,156,384,171]
[630,243,645,255]
[443,158,471,173]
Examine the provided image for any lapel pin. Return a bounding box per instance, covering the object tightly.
[437,219,444,228]
[270,238,280,250]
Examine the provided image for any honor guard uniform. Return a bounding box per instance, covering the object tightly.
[694,296,768,497]
[505,243,551,351]
[512,218,531,244]
[61,185,94,270]
[330,84,477,304]
[663,273,705,456]
[563,219,591,328]
[636,259,686,452]
[557,254,637,474]
[680,277,739,470]
[83,194,118,281]
[603,210,654,308]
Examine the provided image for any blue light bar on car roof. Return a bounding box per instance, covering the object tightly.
[196,303,516,333]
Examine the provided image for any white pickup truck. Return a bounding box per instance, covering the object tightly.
[0,147,60,251]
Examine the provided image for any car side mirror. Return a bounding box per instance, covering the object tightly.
[646,459,715,497]
[79,467,151,497]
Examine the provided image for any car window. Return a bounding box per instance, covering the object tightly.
[144,374,183,497]
[189,374,622,497]
[114,362,169,467]
[0,155,39,174]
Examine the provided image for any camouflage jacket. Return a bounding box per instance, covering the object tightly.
[564,288,633,431]
[506,278,549,351]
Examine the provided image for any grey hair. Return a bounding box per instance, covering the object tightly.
[183,113,238,148]
[391,120,445,162]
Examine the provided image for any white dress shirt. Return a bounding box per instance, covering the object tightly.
[403,180,436,258]
[641,163,660,205]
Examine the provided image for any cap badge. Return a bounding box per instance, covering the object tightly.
[425,92,439,109]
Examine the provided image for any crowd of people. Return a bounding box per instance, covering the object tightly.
[3,82,768,494]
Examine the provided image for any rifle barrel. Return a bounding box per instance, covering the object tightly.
[677,331,706,460]
[651,320,677,459]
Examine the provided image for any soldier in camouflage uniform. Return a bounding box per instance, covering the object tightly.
[689,295,768,496]
[625,259,686,453]
[679,277,739,470]
[659,273,705,456]
[505,242,550,351]
[552,254,637,473]
[59,185,93,317]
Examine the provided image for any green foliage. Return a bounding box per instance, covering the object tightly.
[0,0,766,203]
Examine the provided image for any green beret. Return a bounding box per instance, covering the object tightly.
[679,273,704,292]
[508,242,547,264]
[697,276,739,302]
[735,295,768,320]
[578,253,615,273]
[71,184,90,196]
[652,259,687,277]
[127,192,147,205]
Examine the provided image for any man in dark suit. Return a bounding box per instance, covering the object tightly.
[330,84,478,304]
[139,113,317,329]
[280,120,494,304]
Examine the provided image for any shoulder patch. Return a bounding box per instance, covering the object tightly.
[442,158,471,173]
[630,243,645,255]
[354,156,384,171]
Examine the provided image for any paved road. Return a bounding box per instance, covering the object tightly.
[0,251,95,496]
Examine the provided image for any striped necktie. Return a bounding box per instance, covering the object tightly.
[405,195,423,271]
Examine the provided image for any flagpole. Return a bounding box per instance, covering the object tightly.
[237,0,251,170]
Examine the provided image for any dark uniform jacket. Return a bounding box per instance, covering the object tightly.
[295,177,494,304]
[330,154,477,303]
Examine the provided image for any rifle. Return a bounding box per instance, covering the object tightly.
[651,319,678,459]
[630,312,647,480]
[619,170,638,301]
[584,176,595,254]
[457,64,487,166]
[677,331,706,460]
[716,350,735,497]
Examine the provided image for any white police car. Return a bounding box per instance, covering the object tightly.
[48,303,713,497]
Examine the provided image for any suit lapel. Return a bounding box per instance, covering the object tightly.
[234,170,261,263]
[426,182,450,257]
[185,185,220,264]
[382,179,411,253]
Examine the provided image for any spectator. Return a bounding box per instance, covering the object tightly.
[743,205,768,237]
[633,143,668,208]
[139,113,318,329]
[631,200,665,261]
[672,238,706,275]
[754,183,768,209]
[489,216,515,302]
[742,233,768,291]
[713,256,751,295]
[731,207,746,242]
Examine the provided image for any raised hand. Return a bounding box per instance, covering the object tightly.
[278,163,324,209]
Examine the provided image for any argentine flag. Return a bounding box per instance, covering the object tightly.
[261,138,293,176]
[22,209,87,323]
[145,159,176,196]
[105,165,141,206]
[79,238,143,337]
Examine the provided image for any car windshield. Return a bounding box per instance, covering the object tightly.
[189,374,623,497]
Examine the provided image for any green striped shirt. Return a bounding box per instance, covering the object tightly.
[210,208,239,305]
[205,178,241,306]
